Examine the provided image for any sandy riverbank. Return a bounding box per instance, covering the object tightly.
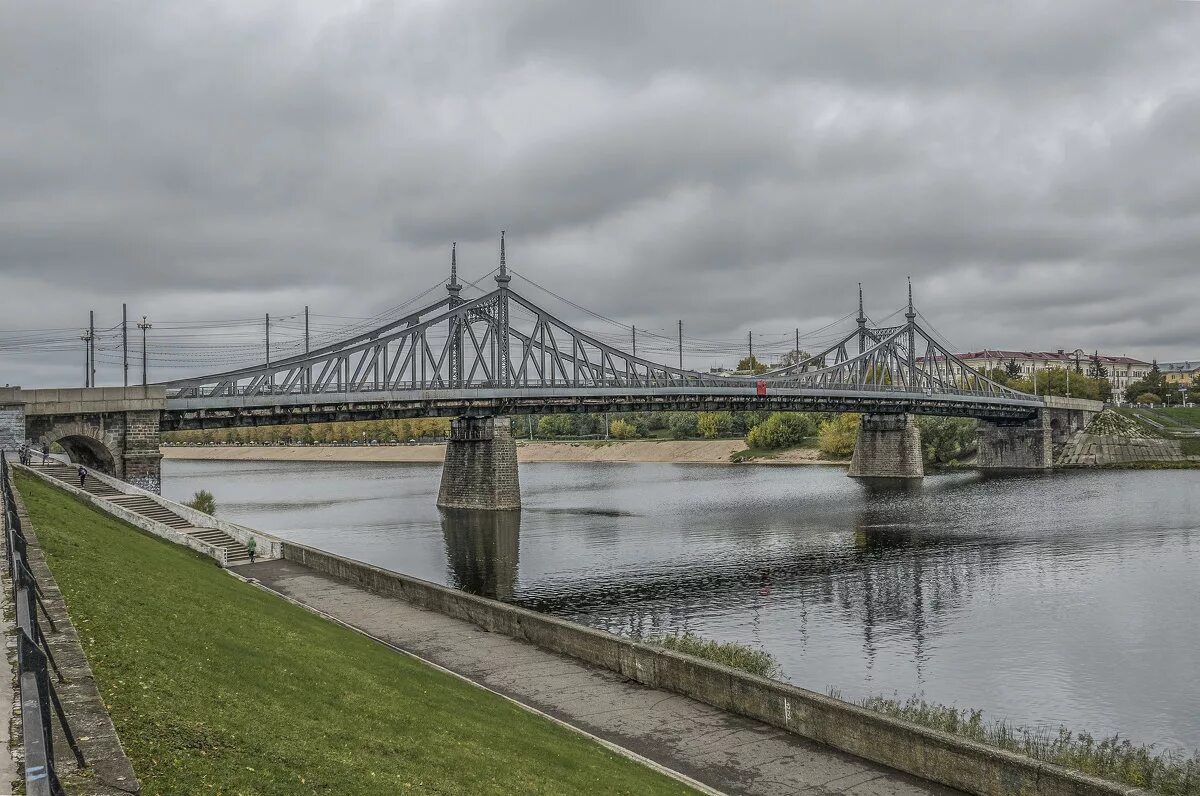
[161,440,847,466]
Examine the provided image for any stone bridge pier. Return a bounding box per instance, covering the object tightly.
[437,416,521,511]
[848,413,924,479]
[3,387,166,492]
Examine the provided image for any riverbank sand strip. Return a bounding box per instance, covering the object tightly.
[162,441,846,465]
[240,558,953,796]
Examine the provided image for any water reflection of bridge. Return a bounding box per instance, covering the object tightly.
[437,486,1006,656]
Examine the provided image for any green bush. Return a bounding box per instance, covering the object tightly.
[537,415,576,438]
[185,489,216,515]
[697,411,733,438]
[915,416,977,464]
[745,413,818,450]
[818,414,860,457]
[609,418,637,439]
[667,413,699,439]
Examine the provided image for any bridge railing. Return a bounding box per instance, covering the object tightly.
[1,452,87,796]
[165,379,1037,402]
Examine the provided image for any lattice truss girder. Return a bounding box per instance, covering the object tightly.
[164,289,1030,401]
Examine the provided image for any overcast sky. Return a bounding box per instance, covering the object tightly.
[3,1,1200,387]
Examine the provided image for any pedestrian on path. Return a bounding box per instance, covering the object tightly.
[246,536,257,564]
[78,466,87,488]
[41,443,49,465]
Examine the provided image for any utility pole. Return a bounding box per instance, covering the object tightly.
[138,316,152,386]
[89,310,95,388]
[265,313,273,391]
[748,330,754,368]
[678,320,683,369]
[795,328,800,359]
[80,328,92,387]
[632,325,636,357]
[122,303,129,387]
[304,305,310,391]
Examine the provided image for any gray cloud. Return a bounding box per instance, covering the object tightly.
[2,0,1199,387]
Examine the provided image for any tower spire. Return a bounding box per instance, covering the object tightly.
[495,230,510,284]
[447,242,462,300]
[856,282,867,354]
[906,276,915,320]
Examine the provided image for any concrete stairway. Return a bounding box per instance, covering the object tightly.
[107,494,193,530]
[34,463,125,498]
[27,462,253,566]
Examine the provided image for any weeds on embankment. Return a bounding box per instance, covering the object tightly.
[834,692,1200,795]
[646,633,782,679]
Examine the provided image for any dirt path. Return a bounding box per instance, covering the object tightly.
[161,440,847,466]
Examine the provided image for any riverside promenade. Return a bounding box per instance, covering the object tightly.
[240,558,955,796]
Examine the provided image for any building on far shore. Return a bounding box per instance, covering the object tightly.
[1161,361,1200,387]
[956,349,1151,403]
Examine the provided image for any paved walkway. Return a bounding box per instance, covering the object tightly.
[241,559,958,796]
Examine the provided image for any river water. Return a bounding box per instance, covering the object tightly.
[162,458,1200,751]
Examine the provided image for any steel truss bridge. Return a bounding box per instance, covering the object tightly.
[160,240,1042,430]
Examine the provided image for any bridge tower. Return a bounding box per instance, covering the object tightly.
[436,232,521,511]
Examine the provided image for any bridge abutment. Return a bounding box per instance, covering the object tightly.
[976,413,1051,470]
[848,413,924,479]
[437,416,521,511]
[17,388,165,492]
[0,388,23,452]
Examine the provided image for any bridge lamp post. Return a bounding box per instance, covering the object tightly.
[137,316,152,387]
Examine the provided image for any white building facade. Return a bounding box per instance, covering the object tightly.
[957,348,1151,403]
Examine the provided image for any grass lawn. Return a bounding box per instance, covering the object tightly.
[1161,407,1200,429]
[15,473,696,796]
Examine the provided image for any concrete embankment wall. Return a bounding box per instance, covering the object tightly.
[282,541,1143,796]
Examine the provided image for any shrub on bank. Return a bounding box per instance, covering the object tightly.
[646,633,781,679]
[185,489,216,515]
[818,413,860,458]
[744,412,818,450]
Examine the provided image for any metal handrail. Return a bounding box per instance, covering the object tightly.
[2,452,86,795]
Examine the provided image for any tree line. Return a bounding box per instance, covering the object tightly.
[164,410,977,466]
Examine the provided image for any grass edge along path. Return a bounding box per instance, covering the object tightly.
[14,472,697,796]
